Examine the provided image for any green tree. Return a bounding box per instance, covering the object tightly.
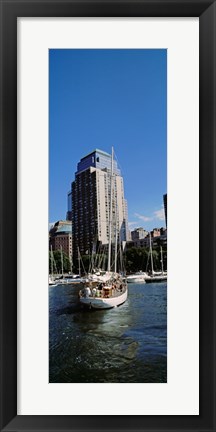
[123,246,167,273]
[49,250,71,274]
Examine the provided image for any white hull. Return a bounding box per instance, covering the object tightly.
[127,272,149,283]
[49,277,57,287]
[80,287,127,309]
[127,276,145,283]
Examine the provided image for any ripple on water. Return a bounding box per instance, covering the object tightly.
[49,282,167,383]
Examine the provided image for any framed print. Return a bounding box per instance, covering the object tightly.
[0,0,216,431]
[18,17,198,415]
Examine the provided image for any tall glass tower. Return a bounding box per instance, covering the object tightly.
[67,149,129,260]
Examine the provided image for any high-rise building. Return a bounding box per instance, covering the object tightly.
[67,149,129,259]
[163,193,167,227]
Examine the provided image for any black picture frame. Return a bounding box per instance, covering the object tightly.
[0,0,215,431]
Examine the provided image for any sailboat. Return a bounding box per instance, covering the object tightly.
[127,271,148,283]
[79,148,128,309]
[57,247,85,285]
[145,235,167,283]
[49,246,58,286]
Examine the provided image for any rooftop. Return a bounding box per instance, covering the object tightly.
[80,149,111,161]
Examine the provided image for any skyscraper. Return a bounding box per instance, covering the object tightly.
[67,149,129,260]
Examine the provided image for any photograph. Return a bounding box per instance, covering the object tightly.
[49,48,167,383]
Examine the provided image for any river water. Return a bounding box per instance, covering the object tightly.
[49,282,167,383]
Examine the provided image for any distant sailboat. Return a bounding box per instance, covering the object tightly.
[127,271,149,283]
[49,246,57,286]
[145,235,167,283]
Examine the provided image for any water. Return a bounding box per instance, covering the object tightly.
[49,282,167,383]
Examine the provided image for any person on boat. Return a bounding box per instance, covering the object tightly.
[96,288,100,297]
[112,283,116,294]
[84,287,91,297]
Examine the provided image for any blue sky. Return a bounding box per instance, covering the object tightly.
[49,49,167,231]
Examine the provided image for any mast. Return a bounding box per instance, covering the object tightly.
[50,245,54,279]
[71,221,73,274]
[160,246,164,274]
[149,232,154,274]
[114,201,118,274]
[60,245,64,277]
[53,252,57,274]
[78,247,81,276]
[107,147,114,273]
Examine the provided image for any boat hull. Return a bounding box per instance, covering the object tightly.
[127,277,146,283]
[127,272,149,284]
[145,276,167,283]
[80,289,128,309]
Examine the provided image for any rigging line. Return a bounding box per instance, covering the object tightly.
[111,247,121,271]
[98,248,106,269]
[80,253,87,275]
[146,250,150,272]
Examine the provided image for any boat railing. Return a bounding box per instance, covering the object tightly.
[79,282,126,299]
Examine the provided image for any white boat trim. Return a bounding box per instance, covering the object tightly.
[79,285,127,309]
